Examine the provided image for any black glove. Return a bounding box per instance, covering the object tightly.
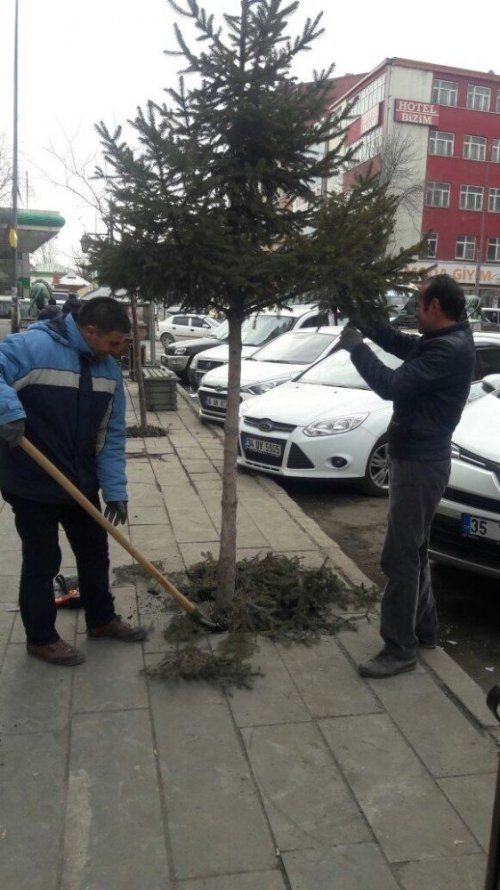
[338,326,363,353]
[104,501,128,526]
[0,419,25,448]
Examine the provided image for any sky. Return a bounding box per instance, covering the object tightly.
[1,0,500,268]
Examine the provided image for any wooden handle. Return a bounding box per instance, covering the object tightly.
[19,436,197,616]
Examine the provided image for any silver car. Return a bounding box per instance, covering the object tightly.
[430,376,500,578]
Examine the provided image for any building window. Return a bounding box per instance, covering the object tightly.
[496,93,500,114]
[489,188,500,212]
[487,238,500,261]
[467,85,491,111]
[425,181,450,208]
[459,185,483,211]
[432,79,458,106]
[463,135,486,161]
[492,140,500,163]
[456,236,476,260]
[429,131,454,156]
[351,75,386,117]
[421,232,438,258]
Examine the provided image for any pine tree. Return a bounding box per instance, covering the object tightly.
[87,0,422,608]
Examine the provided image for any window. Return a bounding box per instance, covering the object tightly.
[489,188,500,212]
[351,75,385,117]
[496,93,500,114]
[429,131,454,156]
[425,181,450,208]
[487,238,500,261]
[492,140,500,163]
[467,85,491,111]
[455,236,476,260]
[459,185,483,211]
[190,317,207,328]
[432,79,458,106]
[463,135,486,161]
[474,348,500,378]
[172,316,188,326]
[421,232,437,258]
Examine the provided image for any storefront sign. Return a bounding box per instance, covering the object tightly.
[407,261,500,286]
[394,99,439,126]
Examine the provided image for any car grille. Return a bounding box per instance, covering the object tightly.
[430,514,500,567]
[197,359,224,372]
[444,486,500,514]
[287,444,314,469]
[243,416,297,433]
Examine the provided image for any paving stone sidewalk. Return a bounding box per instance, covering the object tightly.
[0,380,498,890]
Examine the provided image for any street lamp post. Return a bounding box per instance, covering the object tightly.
[9,0,20,333]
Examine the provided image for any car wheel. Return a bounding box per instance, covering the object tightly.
[160,332,174,347]
[361,436,389,497]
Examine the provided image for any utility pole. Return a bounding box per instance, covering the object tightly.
[10,0,19,333]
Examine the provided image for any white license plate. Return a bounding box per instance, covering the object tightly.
[205,396,226,408]
[461,513,500,542]
[243,436,282,457]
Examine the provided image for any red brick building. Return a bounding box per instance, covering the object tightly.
[327,58,500,304]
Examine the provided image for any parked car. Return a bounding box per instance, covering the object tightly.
[429,377,500,578]
[157,313,220,347]
[237,332,500,496]
[197,327,342,421]
[190,304,335,388]
[481,307,500,328]
[161,318,230,382]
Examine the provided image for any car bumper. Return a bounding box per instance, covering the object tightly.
[161,353,189,373]
[237,421,377,480]
[430,491,500,579]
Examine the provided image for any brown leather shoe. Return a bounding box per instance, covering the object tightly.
[27,639,85,666]
[87,615,147,642]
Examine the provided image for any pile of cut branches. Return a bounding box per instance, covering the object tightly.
[143,552,378,691]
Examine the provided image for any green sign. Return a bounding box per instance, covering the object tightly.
[19,276,30,287]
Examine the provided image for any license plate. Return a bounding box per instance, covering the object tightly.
[243,436,282,457]
[461,513,500,542]
[205,396,226,408]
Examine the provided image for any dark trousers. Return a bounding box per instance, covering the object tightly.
[379,458,451,660]
[3,493,116,645]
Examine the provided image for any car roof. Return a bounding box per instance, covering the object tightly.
[472,331,500,344]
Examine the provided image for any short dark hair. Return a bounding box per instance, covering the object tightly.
[48,297,57,305]
[421,274,465,322]
[78,297,131,334]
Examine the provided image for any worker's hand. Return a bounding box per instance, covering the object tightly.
[338,326,363,353]
[104,501,128,526]
[0,419,25,448]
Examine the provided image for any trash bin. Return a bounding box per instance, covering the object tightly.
[128,343,146,380]
[143,367,178,411]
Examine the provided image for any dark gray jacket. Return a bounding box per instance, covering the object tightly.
[350,321,475,461]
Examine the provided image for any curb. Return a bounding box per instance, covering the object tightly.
[176,385,496,735]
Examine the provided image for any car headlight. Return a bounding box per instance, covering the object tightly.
[303,414,368,437]
[241,377,290,396]
[174,347,188,355]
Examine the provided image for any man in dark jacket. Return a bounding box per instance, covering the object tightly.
[0,297,146,666]
[337,275,475,678]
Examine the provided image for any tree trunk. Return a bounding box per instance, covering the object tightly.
[130,292,148,430]
[216,312,243,607]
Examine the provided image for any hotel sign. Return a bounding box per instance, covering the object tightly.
[394,99,439,126]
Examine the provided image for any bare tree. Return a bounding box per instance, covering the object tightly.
[377,130,425,225]
[0,134,12,203]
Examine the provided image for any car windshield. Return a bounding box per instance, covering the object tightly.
[298,343,403,389]
[211,320,229,340]
[250,331,337,364]
[241,314,295,346]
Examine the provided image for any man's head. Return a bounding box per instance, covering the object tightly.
[78,297,131,361]
[416,274,465,334]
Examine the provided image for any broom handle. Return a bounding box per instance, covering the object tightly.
[19,436,197,616]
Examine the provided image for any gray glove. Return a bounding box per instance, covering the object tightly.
[338,326,363,353]
[0,419,25,448]
[104,501,128,526]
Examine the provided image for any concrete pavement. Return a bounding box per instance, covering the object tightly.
[0,379,498,890]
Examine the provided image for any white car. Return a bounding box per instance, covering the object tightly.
[429,376,500,578]
[157,313,219,347]
[197,327,342,421]
[190,304,336,387]
[238,332,500,496]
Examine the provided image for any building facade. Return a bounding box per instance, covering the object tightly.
[328,58,500,304]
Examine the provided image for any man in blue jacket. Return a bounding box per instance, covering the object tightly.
[0,297,146,666]
[338,275,475,678]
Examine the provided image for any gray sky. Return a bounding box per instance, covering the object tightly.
[1,0,499,266]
